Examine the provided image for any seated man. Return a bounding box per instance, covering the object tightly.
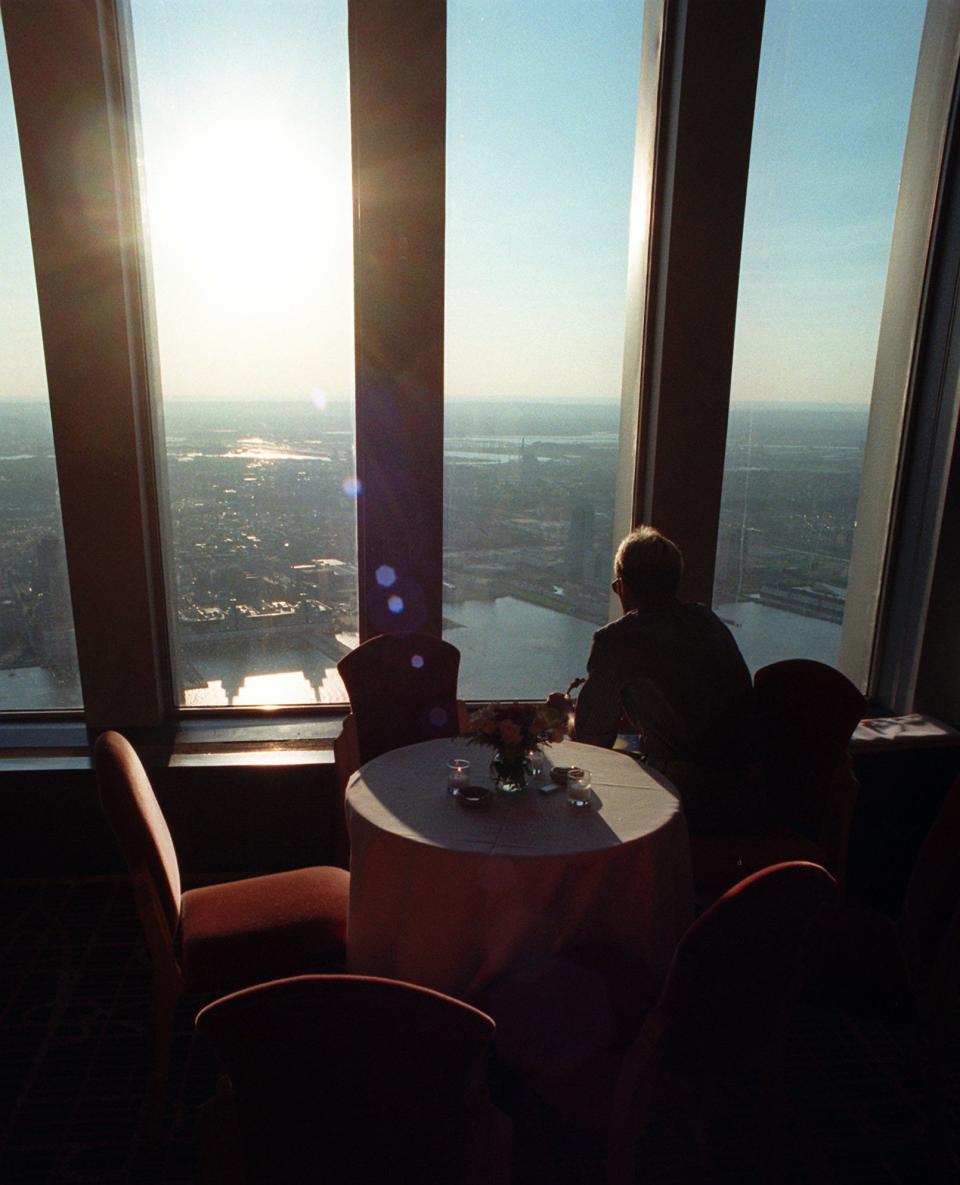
[574,525,760,833]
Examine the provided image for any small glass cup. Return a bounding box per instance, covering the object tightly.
[447,758,470,796]
[566,766,592,808]
[526,747,544,780]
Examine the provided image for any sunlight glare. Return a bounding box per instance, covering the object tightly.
[144,100,348,319]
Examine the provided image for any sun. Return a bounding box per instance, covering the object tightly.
[141,97,352,323]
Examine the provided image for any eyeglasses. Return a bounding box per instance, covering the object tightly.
[611,577,622,593]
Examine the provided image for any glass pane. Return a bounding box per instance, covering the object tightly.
[713,0,927,672]
[444,0,644,699]
[130,0,356,706]
[0,37,82,710]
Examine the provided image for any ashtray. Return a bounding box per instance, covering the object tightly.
[457,784,492,807]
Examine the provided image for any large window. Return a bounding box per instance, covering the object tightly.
[443,0,644,698]
[130,0,357,706]
[712,0,927,672]
[1,0,957,727]
[0,37,81,710]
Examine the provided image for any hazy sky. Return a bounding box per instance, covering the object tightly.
[1,0,927,405]
[731,0,926,405]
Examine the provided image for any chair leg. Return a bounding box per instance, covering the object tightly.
[144,974,179,1141]
[756,1058,789,1184]
[606,1034,659,1185]
[197,1075,245,1185]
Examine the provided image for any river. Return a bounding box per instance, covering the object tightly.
[0,595,841,711]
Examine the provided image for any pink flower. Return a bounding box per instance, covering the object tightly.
[465,695,572,751]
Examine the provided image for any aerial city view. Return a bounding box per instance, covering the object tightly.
[0,397,862,709]
[1,1,923,711]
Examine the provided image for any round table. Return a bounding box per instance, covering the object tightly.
[345,737,694,1003]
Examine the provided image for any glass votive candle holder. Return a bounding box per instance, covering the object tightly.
[526,747,544,779]
[566,766,592,808]
[447,758,470,796]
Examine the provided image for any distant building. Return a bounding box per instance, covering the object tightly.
[565,501,594,582]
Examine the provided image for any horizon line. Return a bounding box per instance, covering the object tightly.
[0,395,875,409]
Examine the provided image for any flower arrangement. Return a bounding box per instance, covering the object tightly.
[465,697,570,752]
[465,695,572,792]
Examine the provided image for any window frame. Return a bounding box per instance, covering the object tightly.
[350,0,446,643]
[838,0,960,707]
[621,0,764,608]
[3,0,172,728]
[1,0,958,731]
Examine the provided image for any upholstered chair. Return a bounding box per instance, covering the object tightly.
[516,862,834,1184]
[603,861,836,1184]
[195,973,511,1185]
[690,659,865,907]
[808,772,960,1022]
[333,631,468,863]
[94,730,350,1133]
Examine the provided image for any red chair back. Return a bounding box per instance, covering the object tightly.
[900,775,960,980]
[337,632,461,764]
[655,861,836,1071]
[606,862,836,1185]
[94,731,181,960]
[196,974,499,1185]
[754,659,865,840]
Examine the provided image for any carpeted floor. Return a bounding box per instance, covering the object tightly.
[0,878,956,1184]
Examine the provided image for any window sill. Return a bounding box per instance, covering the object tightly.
[0,713,347,771]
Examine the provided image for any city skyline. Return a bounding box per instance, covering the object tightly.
[1,396,863,709]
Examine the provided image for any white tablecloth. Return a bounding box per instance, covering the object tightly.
[345,737,693,1001]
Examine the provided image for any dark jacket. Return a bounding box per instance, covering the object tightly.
[574,601,759,831]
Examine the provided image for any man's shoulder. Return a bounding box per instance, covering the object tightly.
[589,612,659,661]
[678,602,751,678]
[591,603,734,646]
[591,612,643,643]
[678,601,736,633]
[677,600,718,619]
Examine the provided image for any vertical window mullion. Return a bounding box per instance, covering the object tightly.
[348,0,446,641]
[629,0,764,605]
[612,0,668,583]
[2,0,172,727]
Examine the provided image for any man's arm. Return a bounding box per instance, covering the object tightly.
[573,631,621,749]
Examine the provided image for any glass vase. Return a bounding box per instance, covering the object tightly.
[491,747,530,794]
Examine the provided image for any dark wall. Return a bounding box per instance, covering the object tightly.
[4,745,957,916]
[916,412,960,729]
[0,759,342,879]
[848,742,960,914]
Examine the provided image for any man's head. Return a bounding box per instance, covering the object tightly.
[613,525,683,608]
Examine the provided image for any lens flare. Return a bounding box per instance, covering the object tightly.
[387,595,404,614]
[341,476,362,497]
[376,565,397,587]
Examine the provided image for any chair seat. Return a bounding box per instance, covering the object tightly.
[690,826,827,910]
[180,866,350,995]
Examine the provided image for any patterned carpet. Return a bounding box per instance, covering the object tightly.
[0,878,956,1184]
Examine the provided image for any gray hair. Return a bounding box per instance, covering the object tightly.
[614,526,683,601]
